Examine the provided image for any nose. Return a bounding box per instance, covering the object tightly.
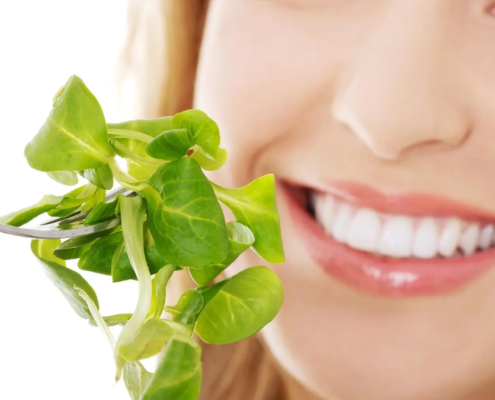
[333,1,471,160]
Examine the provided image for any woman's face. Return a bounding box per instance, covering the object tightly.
[195,1,495,399]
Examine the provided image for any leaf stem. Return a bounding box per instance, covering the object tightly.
[160,319,194,338]
[116,196,152,350]
[107,158,140,186]
[111,140,163,168]
[107,128,154,144]
[76,286,115,349]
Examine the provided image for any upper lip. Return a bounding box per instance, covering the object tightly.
[289,180,495,222]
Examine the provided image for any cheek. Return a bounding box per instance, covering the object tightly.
[194,2,349,185]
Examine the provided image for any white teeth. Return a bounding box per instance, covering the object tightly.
[312,192,495,259]
[459,224,480,256]
[346,208,381,252]
[438,218,463,258]
[378,216,414,258]
[412,218,438,259]
[479,225,494,250]
[314,195,336,235]
[331,203,354,243]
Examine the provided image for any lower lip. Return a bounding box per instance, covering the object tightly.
[283,184,495,297]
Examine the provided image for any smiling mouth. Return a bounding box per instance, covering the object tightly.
[308,190,495,260]
[282,181,495,296]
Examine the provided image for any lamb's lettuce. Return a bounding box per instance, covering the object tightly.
[25,75,114,172]
[48,171,79,186]
[32,239,99,319]
[53,228,115,260]
[211,176,285,264]
[115,196,152,357]
[84,198,119,226]
[89,313,133,328]
[144,158,229,268]
[0,195,64,227]
[173,109,220,160]
[148,264,175,319]
[195,266,283,344]
[79,163,114,190]
[77,232,169,282]
[0,76,285,400]
[190,222,255,286]
[124,362,153,400]
[165,290,204,326]
[119,319,175,362]
[146,129,194,161]
[190,147,228,171]
[141,339,202,400]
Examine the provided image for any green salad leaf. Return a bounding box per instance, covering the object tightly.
[81,188,106,212]
[77,231,169,282]
[113,246,168,283]
[141,339,202,400]
[190,147,228,171]
[47,171,79,186]
[144,158,229,268]
[146,129,194,161]
[84,198,119,226]
[0,194,63,227]
[190,221,255,286]
[77,231,123,275]
[119,318,175,362]
[108,117,174,181]
[173,109,220,160]
[47,183,98,217]
[32,238,66,266]
[89,313,133,328]
[53,229,115,260]
[79,163,114,190]
[32,239,99,319]
[211,175,285,264]
[25,75,114,172]
[124,362,154,400]
[148,264,175,319]
[195,266,284,344]
[165,290,204,326]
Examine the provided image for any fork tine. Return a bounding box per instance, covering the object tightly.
[40,210,83,226]
[0,217,121,239]
[0,187,133,240]
[40,187,131,226]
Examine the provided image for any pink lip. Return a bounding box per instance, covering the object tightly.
[314,181,495,222]
[283,181,495,297]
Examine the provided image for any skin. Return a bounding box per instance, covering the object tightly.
[194,1,495,399]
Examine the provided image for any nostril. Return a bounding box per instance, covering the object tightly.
[486,2,495,17]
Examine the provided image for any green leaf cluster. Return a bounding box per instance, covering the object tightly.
[0,75,285,400]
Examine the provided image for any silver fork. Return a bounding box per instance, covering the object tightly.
[0,187,134,239]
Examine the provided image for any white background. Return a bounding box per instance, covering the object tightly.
[0,1,145,399]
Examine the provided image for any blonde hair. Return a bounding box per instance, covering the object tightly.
[122,1,284,399]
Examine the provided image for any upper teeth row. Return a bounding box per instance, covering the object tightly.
[311,192,495,259]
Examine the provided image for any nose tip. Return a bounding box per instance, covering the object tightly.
[332,77,471,160]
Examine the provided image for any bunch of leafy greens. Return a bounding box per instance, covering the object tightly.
[1,76,284,400]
